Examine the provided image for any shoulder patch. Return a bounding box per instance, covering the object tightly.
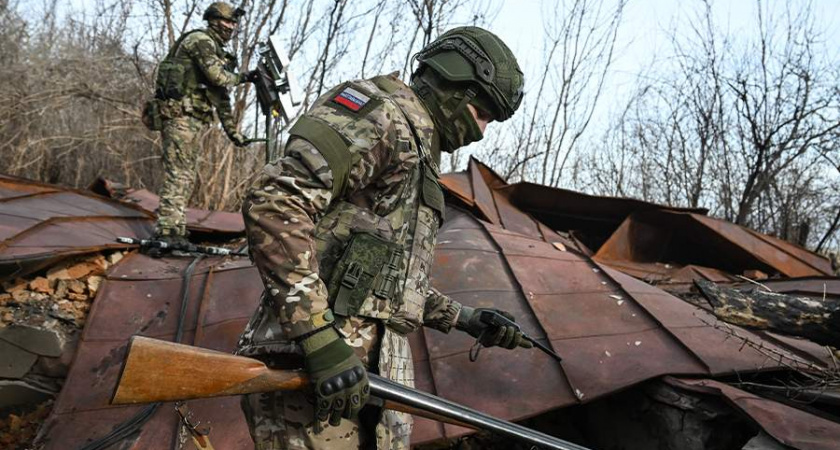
[332,87,370,112]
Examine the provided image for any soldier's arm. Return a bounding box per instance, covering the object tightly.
[184,33,241,88]
[423,286,462,333]
[209,87,238,136]
[243,114,396,339]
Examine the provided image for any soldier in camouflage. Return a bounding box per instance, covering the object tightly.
[237,27,530,449]
[146,1,259,249]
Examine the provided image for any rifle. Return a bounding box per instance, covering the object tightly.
[112,336,588,450]
[116,237,246,257]
[251,35,301,163]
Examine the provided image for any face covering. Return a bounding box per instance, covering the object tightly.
[209,20,235,43]
[412,70,484,153]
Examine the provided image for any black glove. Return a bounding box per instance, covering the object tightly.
[227,131,248,147]
[301,326,370,427]
[239,70,260,85]
[456,306,533,350]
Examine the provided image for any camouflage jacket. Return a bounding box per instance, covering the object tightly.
[155,28,239,133]
[237,73,461,356]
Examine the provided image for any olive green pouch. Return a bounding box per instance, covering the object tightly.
[421,165,446,222]
[327,232,402,317]
[141,99,164,131]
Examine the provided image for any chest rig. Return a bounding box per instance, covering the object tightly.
[155,29,235,121]
[308,76,446,335]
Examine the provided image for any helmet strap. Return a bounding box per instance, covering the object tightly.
[413,78,483,153]
[453,87,477,117]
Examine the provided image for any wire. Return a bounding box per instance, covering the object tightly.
[79,254,205,450]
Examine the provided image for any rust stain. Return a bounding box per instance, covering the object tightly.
[17,165,838,449]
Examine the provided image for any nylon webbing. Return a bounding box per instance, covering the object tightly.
[288,116,355,198]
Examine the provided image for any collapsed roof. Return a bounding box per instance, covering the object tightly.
[1,161,837,449]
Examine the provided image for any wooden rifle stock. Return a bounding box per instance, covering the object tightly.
[112,336,588,450]
[111,336,471,428]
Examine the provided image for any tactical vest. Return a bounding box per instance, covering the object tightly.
[301,76,446,335]
[155,29,231,122]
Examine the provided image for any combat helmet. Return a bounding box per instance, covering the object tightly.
[412,26,524,152]
[203,2,246,23]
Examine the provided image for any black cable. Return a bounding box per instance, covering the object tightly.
[79,255,204,450]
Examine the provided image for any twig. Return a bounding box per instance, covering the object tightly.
[735,274,774,292]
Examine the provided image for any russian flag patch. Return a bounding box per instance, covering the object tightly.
[333,87,370,112]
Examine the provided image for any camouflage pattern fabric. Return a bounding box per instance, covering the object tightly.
[154,116,206,237]
[374,328,414,449]
[241,316,380,450]
[237,73,463,449]
[153,27,241,237]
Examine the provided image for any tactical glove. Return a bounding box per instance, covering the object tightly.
[227,131,248,147]
[239,70,260,85]
[456,306,533,350]
[301,326,370,427]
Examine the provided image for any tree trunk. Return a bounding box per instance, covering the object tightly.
[695,280,840,347]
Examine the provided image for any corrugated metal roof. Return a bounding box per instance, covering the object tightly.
[37,207,839,449]
[0,175,153,282]
[595,210,833,279]
[0,175,247,283]
[90,177,245,235]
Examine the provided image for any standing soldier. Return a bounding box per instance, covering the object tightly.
[236,27,530,449]
[142,1,258,252]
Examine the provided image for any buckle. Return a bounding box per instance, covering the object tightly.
[341,262,363,289]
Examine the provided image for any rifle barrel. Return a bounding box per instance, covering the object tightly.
[369,374,589,450]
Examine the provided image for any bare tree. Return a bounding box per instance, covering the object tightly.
[0,0,497,213]
[476,0,626,186]
[581,0,840,251]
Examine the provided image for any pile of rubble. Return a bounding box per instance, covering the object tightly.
[0,251,126,449]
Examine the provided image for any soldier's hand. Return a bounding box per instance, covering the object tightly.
[239,70,260,85]
[301,326,370,427]
[456,306,533,350]
[228,131,248,147]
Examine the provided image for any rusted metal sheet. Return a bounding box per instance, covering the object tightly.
[90,177,244,235]
[595,210,833,282]
[38,251,261,450]
[0,175,59,200]
[0,176,153,282]
[120,189,245,235]
[31,169,839,448]
[440,158,705,253]
[420,206,833,443]
[666,377,840,450]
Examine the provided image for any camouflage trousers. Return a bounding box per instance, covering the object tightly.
[241,317,414,450]
[154,116,207,238]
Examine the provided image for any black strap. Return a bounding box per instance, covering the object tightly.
[79,255,205,450]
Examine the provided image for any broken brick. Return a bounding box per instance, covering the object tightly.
[28,277,53,295]
[67,293,87,302]
[2,279,28,293]
[86,276,102,296]
[67,279,86,295]
[743,269,768,280]
[52,280,68,300]
[107,251,124,266]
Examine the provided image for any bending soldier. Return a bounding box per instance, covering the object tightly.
[237,27,530,449]
[144,1,258,251]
